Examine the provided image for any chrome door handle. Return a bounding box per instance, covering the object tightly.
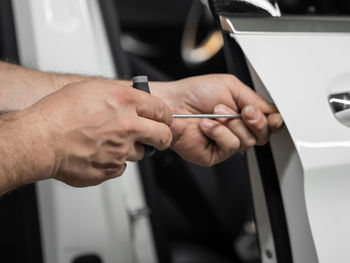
[329,93,350,113]
[329,93,350,127]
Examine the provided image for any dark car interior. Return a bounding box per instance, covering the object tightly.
[1,0,350,263]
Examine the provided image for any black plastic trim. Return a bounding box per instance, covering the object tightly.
[138,158,171,263]
[98,0,131,79]
[0,0,19,62]
[97,1,171,262]
[255,145,293,263]
[221,32,293,263]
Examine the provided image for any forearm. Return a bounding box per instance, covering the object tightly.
[0,62,61,110]
[0,110,56,195]
[0,61,131,111]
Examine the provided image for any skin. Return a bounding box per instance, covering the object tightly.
[0,62,283,194]
[0,80,173,193]
[150,74,283,166]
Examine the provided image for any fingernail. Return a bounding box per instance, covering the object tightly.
[214,104,230,114]
[245,105,258,120]
[275,116,283,128]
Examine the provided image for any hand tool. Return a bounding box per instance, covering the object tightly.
[132,76,242,157]
[132,76,157,156]
[173,114,241,119]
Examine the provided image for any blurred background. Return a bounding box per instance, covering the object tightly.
[114,0,350,80]
[0,0,350,263]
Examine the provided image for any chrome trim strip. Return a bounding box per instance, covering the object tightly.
[220,16,350,34]
[213,0,281,17]
[245,0,281,17]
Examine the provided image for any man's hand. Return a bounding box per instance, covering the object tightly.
[150,74,283,166]
[0,80,172,193]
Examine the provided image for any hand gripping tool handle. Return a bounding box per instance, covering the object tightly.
[132,76,156,157]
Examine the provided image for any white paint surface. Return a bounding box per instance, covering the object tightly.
[233,32,350,262]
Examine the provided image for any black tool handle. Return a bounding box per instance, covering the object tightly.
[132,76,156,157]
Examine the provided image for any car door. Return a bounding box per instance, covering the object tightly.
[210,0,350,262]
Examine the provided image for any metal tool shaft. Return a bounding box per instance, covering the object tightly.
[173,114,241,119]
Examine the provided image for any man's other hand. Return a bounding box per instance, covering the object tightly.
[23,80,172,187]
[150,74,283,167]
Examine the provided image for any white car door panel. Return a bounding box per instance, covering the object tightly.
[220,15,350,263]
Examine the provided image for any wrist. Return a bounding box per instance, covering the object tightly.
[51,73,132,91]
[0,109,57,194]
[49,73,87,92]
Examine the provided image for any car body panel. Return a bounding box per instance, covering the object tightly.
[221,15,350,263]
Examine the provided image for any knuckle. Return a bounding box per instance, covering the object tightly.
[112,157,125,166]
[254,119,268,132]
[197,155,213,167]
[98,163,127,180]
[114,163,127,177]
[204,123,220,138]
[120,119,137,135]
[158,129,172,150]
[256,124,266,133]
[105,168,124,178]
[115,88,134,105]
[245,137,256,149]
[115,144,130,159]
[228,137,240,152]
[154,101,172,125]
[154,101,167,121]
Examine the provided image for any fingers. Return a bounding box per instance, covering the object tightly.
[134,117,173,151]
[57,163,127,187]
[227,76,277,114]
[95,162,128,185]
[199,118,240,165]
[127,143,145,162]
[132,89,173,127]
[95,163,127,179]
[240,105,270,145]
[213,103,274,146]
[226,76,284,138]
[214,104,257,150]
[268,113,284,133]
